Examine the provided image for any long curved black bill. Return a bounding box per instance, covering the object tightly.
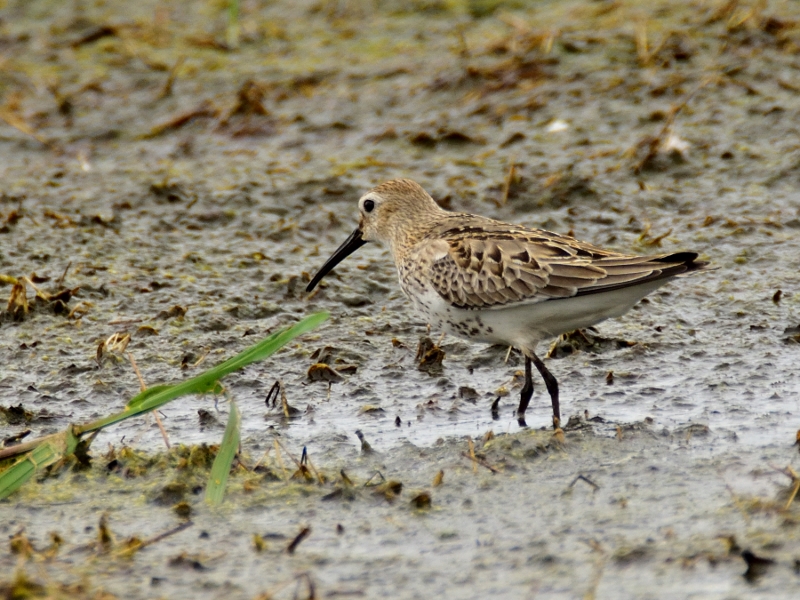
[306,227,367,292]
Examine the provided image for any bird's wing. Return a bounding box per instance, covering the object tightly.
[423,222,699,310]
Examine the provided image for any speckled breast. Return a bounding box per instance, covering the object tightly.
[397,260,500,344]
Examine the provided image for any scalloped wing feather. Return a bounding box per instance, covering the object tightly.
[422,221,699,309]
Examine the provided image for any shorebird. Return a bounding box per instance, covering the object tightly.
[306,179,708,427]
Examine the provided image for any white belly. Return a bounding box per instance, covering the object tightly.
[405,279,671,351]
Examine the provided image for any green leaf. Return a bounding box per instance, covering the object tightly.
[205,400,241,506]
[78,312,328,434]
[0,428,79,500]
[0,312,328,500]
[126,384,174,410]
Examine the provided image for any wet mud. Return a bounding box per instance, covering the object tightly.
[1,0,800,598]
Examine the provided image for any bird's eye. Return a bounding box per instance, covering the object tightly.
[363,199,375,213]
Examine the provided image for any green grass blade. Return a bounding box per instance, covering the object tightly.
[205,400,241,506]
[0,444,56,499]
[0,428,79,500]
[125,384,175,410]
[78,312,328,434]
[210,311,329,375]
[1,312,327,499]
[227,0,240,49]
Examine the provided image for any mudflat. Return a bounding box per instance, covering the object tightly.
[1,1,799,598]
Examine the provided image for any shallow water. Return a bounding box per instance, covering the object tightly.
[2,0,800,598]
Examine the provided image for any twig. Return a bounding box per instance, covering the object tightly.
[115,520,193,557]
[139,520,193,548]
[774,465,800,510]
[785,477,800,511]
[256,572,316,599]
[127,352,170,450]
[0,432,61,461]
[274,438,303,470]
[455,23,469,58]
[632,75,716,173]
[286,527,311,554]
[461,446,499,474]
[583,539,608,600]
[56,261,72,289]
[265,380,280,408]
[504,345,513,363]
[0,108,51,147]
[363,470,386,487]
[304,451,324,485]
[273,438,287,480]
[22,276,49,301]
[127,352,147,391]
[107,318,144,326]
[158,56,185,100]
[251,446,271,471]
[724,482,751,524]
[569,474,600,491]
[468,437,477,474]
[192,347,211,368]
[67,301,91,319]
[634,16,649,66]
[500,156,517,206]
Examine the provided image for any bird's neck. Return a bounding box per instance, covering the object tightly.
[386,208,445,257]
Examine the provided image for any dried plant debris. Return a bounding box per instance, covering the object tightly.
[265,380,302,418]
[96,332,131,364]
[286,526,311,554]
[742,549,775,582]
[467,56,554,96]
[784,325,800,344]
[2,273,80,322]
[458,386,480,402]
[546,328,635,359]
[308,345,360,373]
[2,0,800,596]
[3,429,32,447]
[0,404,35,425]
[155,305,187,320]
[370,479,403,502]
[416,336,446,371]
[218,80,276,137]
[307,363,343,383]
[168,552,208,571]
[630,78,715,173]
[408,128,485,147]
[355,430,373,454]
[144,101,220,138]
[0,570,115,599]
[410,491,432,509]
[5,280,28,319]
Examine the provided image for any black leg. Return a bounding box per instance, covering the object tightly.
[531,353,560,428]
[490,396,501,421]
[517,355,534,426]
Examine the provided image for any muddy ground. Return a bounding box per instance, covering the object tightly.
[1,0,800,598]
